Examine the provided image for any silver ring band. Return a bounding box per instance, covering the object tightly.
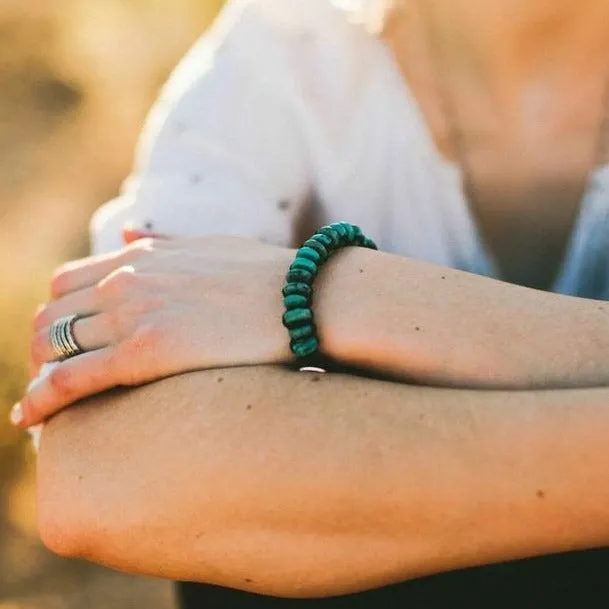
[49,314,84,360]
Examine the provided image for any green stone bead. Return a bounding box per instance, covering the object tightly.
[330,222,349,242]
[289,324,315,341]
[286,268,315,284]
[303,238,329,260]
[362,237,378,250]
[282,308,313,328]
[339,222,357,243]
[291,336,319,358]
[282,282,312,298]
[351,226,366,245]
[290,257,318,276]
[297,246,321,263]
[284,294,310,310]
[311,232,334,250]
[317,225,341,247]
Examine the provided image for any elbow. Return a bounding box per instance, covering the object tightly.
[35,414,95,560]
[37,498,85,559]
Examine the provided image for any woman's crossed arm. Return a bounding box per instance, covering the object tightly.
[38,363,609,598]
[18,237,609,428]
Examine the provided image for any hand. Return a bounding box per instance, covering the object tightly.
[17,235,296,427]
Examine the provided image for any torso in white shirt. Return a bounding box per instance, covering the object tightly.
[92,0,609,300]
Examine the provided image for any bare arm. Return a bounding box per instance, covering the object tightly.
[318,247,609,389]
[22,241,609,430]
[38,365,609,598]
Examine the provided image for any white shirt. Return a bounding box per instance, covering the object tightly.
[91,0,609,300]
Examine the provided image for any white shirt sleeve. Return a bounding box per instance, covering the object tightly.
[91,0,312,255]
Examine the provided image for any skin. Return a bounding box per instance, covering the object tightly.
[37,367,609,597]
[18,0,609,596]
[383,0,609,289]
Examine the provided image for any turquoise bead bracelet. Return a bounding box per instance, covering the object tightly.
[282,222,378,359]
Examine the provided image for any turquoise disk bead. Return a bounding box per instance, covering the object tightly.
[282,308,313,328]
[303,238,329,260]
[339,222,357,243]
[362,237,378,250]
[311,232,334,250]
[317,225,341,247]
[330,222,349,242]
[282,282,312,298]
[289,324,315,341]
[291,336,319,358]
[284,294,310,310]
[286,268,315,284]
[297,246,321,263]
[351,225,366,245]
[290,257,318,276]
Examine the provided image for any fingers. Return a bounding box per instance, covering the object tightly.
[50,238,163,298]
[31,267,163,376]
[122,226,167,245]
[31,286,104,378]
[30,313,112,375]
[15,348,122,427]
[33,286,99,332]
[51,251,128,298]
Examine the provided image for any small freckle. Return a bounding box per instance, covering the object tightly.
[144,221,154,230]
[441,275,446,280]
[415,326,421,331]
[419,413,425,421]
[245,578,253,583]
[246,404,252,411]
[359,268,365,274]
[78,475,84,481]
[217,377,224,383]
[536,490,546,499]
[277,200,290,211]
[311,376,321,383]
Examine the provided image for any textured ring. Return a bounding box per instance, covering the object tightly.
[49,314,84,360]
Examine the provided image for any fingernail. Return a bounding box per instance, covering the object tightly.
[10,403,24,426]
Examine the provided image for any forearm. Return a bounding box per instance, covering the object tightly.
[38,366,609,597]
[320,248,609,389]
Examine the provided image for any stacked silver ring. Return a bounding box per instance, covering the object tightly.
[50,314,84,360]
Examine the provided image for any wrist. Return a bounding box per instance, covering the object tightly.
[311,249,515,384]
[271,248,300,365]
[313,247,381,366]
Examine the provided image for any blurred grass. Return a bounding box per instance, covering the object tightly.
[0,0,223,606]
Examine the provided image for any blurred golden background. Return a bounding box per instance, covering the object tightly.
[0,1,223,606]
